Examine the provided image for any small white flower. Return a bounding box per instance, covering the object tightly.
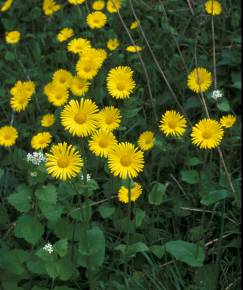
[30,171,38,177]
[26,152,46,165]
[80,173,91,181]
[211,90,223,100]
[43,243,54,254]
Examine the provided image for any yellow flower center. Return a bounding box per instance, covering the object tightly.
[59,77,66,84]
[105,115,114,124]
[116,82,125,91]
[168,121,177,129]
[18,96,26,104]
[145,138,152,144]
[120,155,132,167]
[202,130,212,139]
[98,139,108,148]
[84,65,91,72]
[4,134,11,140]
[74,112,87,124]
[55,94,63,100]
[38,138,46,144]
[57,157,70,168]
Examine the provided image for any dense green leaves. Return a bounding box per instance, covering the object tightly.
[7,184,32,212]
[148,182,167,205]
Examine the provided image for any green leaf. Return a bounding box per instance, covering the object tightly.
[38,200,63,221]
[35,184,57,204]
[186,157,203,167]
[98,205,115,219]
[200,189,230,206]
[150,245,165,259]
[54,239,68,257]
[7,184,32,212]
[165,240,205,267]
[14,214,44,245]
[148,182,166,205]
[27,259,46,275]
[4,51,15,61]
[135,208,146,227]
[217,99,231,112]
[181,170,199,184]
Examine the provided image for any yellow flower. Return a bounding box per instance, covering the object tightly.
[118,182,142,203]
[138,131,155,151]
[10,81,35,112]
[67,0,86,4]
[86,11,107,29]
[126,45,143,53]
[107,66,136,99]
[220,114,236,128]
[46,85,69,107]
[43,0,61,16]
[70,76,90,97]
[45,142,83,181]
[191,119,224,149]
[130,21,139,30]
[159,110,187,137]
[5,31,21,44]
[97,106,121,131]
[106,0,121,13]
[1,0,14,12]
[107,38,119,51]
[0,126,18,147]
[205,0,222,15]
[41,114,55,127]
[31,132,52,150]
[61,99,99,137]
[187,67,212,93]
[88,129,117,157]
[57,28,74,42]
[67,37,91,55]
[107,142,144,179]
[52,69,73,89]
[92,0,105,10]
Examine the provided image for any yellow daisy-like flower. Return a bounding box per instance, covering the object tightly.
[10,81,35,112]
[67,0,86,4]
[57,28,74,42]
[45,142,83,181]
[107,142,144,179]
[5,31,21,44]
[130,21,139,30]
[43,0,61,16]
[0,126,18,147]
[107,66,136,99]
[46,85,69,107]
[1,0,14,12]
[31,132,52,150]
[107,38,119,51]
[61,99,99,137]
[106,0,121,13]
[159,110,187,137]
[86,11,107,29]
[92,0,105,10]
[97,106,121,131]
[220,114,236,128]
[187,67,212,93]
[67,37,91,55]
[70,76,90,97]
[191,119,224,149]
[118,182,142,203]
[138,131,155,151]
[88,129,117,158]
[52,69,73,89]
[205,0,222,15]
[126,45,143,53]
[41,114,55,127]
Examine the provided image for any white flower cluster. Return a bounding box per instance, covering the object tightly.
[43,243,54,254]
[26,152,46,165]
[80,173,91,181]
[211,89,223,100]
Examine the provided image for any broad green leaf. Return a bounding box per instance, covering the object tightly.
[98,205,115,219]
[200,189,230,206]
[54,239,68,257]
[35,184,57,204]
[181,170,199,184]
[217,98,231,112]
[27,259,46,275]
[38,201,63,221]
[148,182,166,205]
[150,245,165,259]
[135,208,146,227]
[7,184,32,212]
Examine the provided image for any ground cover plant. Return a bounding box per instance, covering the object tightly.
[0,0,241,289]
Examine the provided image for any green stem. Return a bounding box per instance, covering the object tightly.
[125,178,132,275]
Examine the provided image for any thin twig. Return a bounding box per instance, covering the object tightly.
[186,0,195,16]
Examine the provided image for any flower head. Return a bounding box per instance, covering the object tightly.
[86,11,107,29]
[107,66,136,99]
[138,131,155,151]
[61,99,99,137]
[0,126,18,147]
[31,132,52,150]
[46,84,69,107]
[5,31,21,44]
[45,142,83,181]
[159,110,187,137]
[191,118,224,149]
[211,89,223,100]
[41,114,55,127]
[1,0,14,12]
[89,129,117,157]
[57,28,74,42]
[27,152,46,165]
[67,37,91,55]
[106,0,121,13]
[118,182,142,203]
[107,38,119,51]
[92,0,105,10]
[97,106,121,131]
[205,0,222,15]
[52,69,73,89]
[70,76,90,97]
[43,243,54,254]
[107,142,144,179]
[68,0,86,4]
[187,67,212,93]
[126,45,143,53]
[43,0,61,16]
[10,81,35,112]
[220,114,236,128]
[130,21,139,30]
